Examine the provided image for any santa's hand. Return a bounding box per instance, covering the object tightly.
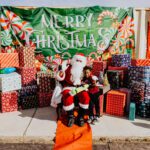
[83,84,89,90]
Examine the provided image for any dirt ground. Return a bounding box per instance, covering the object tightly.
[0,142,150,150]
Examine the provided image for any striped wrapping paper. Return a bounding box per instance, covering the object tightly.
[131,59,150,66]
[17,46,35,67]
[128,66,150,84]
[0,91,18,113]
[111,54,131,67]
[0,53,19,68]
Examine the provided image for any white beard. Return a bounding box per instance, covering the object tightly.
[71,62,84,86]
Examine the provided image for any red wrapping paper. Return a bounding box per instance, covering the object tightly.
[37,72,55,93]
[92,61,107,77]
[18,67,36,87]
[131,59,150,66]
[38,92,52,107]
[0,91,18,113]
[106,90,126,117]
[17,46,35,67]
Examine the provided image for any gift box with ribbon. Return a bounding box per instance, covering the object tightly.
[38,92,52,107]
[17,46,35,67]
[111,54,131,67]
[37,72,55,93]
[0,53,19,68]
[0,91,18,113]
[0,72,21,92]
[18,67,36,87]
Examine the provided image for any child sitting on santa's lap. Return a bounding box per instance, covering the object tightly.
[82,66,103,124]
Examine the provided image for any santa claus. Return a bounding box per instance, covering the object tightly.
[56,53,90,127]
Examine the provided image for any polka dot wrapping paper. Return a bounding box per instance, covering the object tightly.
[37,72,56,93]
[0,91,18,113]
[38,92,52,107]
[17,46,35,68]
[111,54,131,67]
[18,67,37,87]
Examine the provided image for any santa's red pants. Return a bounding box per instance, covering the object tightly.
[62,89,90,111]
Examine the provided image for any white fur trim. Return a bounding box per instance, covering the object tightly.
[62,87,75,91]
[63,103,74,111]
[71,55,87,67]
[56,71,65,81]
[79,103,89,109]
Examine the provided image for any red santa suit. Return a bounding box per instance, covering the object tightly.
[56,55,90,111]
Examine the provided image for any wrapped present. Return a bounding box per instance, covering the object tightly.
[38,92,52,107]
[2,46,17,53]
[0,53,19,68]
[93,95,104,116]
[18,85,38,97]
[20,95,38,109]
[18,67,36,87]
[37,72,55,93]
[17,46,35,67]
[106,90,126,116]
[128,66,150,84]
[111,54,131,67]
[145,83,150,100]
[108,66,128,87]
[92,61,107,77]
[130,81,145,102]
[119,88,131,113]
[136,100,150,118]
[131,59,150,66]
[107,70,124,89]
[0,72,21,92]
[0,91,18,113]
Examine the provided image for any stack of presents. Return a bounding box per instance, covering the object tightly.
[0,46,55,113]
[92,54,150,120]
[0,48,149,120]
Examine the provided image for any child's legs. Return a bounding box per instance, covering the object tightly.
[94,92,101,117]
[89,94,94,118]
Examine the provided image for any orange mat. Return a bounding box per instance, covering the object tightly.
[53,117,92,150]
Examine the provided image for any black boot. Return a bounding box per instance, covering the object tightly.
[77,107,86,127]
[67,109,74,127]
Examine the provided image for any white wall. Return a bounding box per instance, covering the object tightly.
[0,0,150,7]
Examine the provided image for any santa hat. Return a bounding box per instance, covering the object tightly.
[75,53,85,57]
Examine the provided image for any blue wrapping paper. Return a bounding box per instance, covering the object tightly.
[128,66,150,84]
[112,54,131,67]
[130,81,145,102]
